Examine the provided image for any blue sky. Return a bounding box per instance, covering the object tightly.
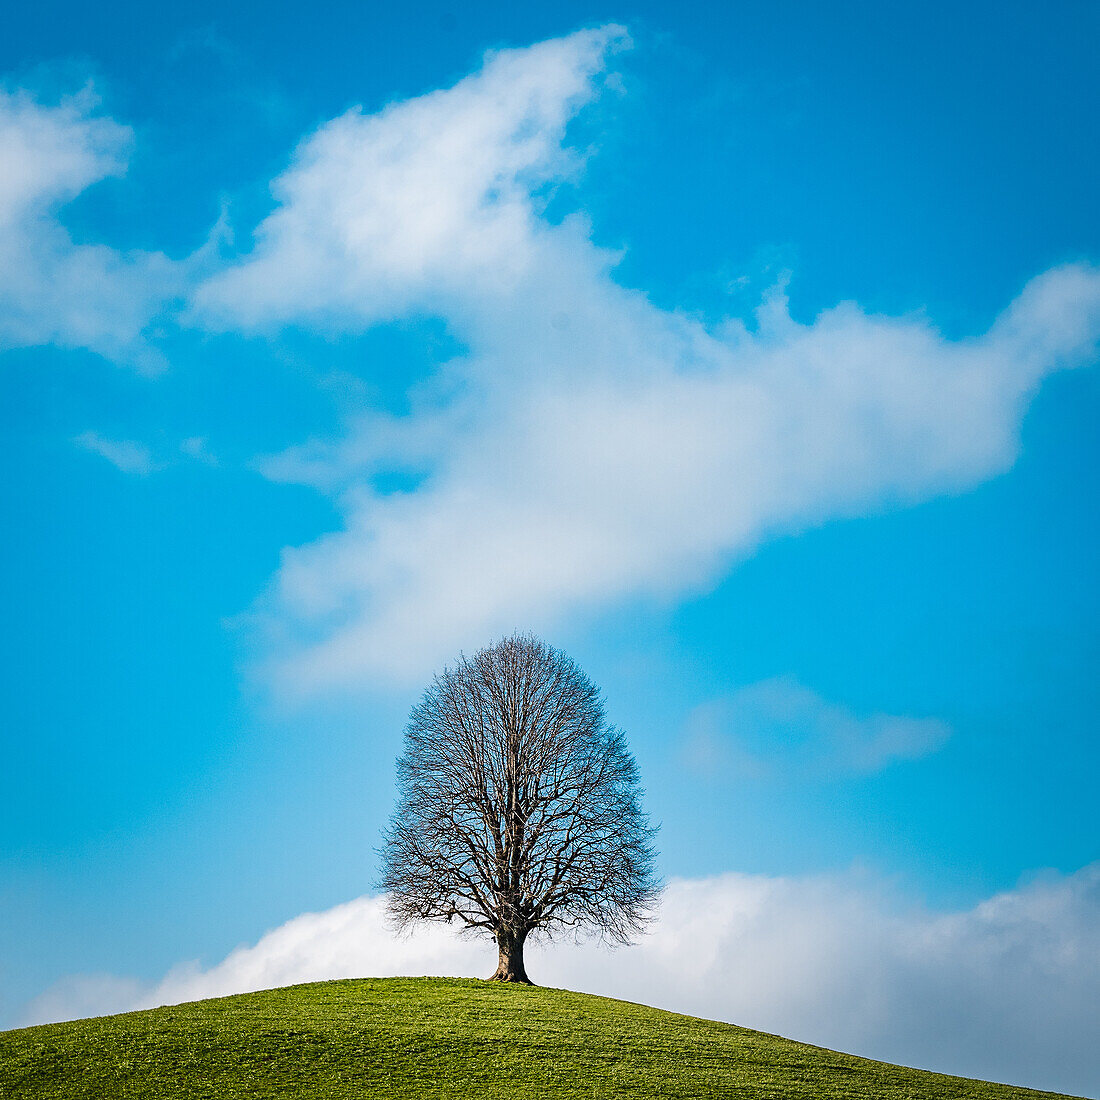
[2,2,1099,1092]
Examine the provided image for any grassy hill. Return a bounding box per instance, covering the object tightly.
[0,977,1086,1099]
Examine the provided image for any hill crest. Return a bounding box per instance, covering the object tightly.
[0,977,1088,1099]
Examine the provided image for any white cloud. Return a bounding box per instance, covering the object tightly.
[74,430,159,475]
[0,86,180,370]
[683,677,951,776]
[188,29,1100,691]
[179,435,219,466]
[21,865,1100,1097]
[191,26,629,331]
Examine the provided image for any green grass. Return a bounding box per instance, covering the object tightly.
[0,977,1085,1099]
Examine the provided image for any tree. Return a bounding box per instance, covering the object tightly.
[380,633,659,984]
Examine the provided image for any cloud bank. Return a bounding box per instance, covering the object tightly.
[186,28,1100,690]
[0,87,181,370]
[22,866,1100,1097]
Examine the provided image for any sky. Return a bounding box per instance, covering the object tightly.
[1,1,1098,1094]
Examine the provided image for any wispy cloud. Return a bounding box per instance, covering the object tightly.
[73,431,223,474]
[188,28,1100,693]
[74,430,159,475]
[0,86,182,371]
[21,865,1100,1097]
[683,677,951,777]
[179,435,219,466]
[0,81,202,371]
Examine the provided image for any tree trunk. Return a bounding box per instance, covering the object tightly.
[489,929,532,983]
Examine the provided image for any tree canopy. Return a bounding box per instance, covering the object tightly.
[380,633,659,982]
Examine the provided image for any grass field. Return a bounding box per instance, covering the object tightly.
[0,977,1086,1099]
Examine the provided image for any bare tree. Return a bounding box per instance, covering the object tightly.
[380,633,659,984]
